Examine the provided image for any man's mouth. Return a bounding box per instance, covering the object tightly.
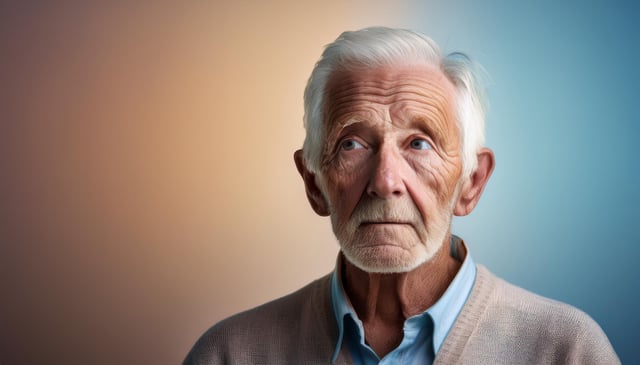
[360,221,412,226]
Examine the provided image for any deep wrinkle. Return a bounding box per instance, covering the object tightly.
[321,69,459,177]
[324,69,455,145]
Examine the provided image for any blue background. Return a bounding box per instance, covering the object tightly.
[403,1,639,362]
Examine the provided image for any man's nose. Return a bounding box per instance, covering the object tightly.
[366,145,406,199]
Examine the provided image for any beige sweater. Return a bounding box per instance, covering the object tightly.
[184,265,620,364]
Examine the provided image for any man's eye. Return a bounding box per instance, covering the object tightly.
[410,139,432,150]
[340,139,364,151]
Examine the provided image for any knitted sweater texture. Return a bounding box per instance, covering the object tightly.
[184,265,619,364]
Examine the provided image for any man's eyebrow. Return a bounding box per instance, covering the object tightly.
[322,117,366,158]
[337,117,365,131]
[326,117,366,141]
[408,115,447,145]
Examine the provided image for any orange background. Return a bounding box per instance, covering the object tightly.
[0,2,409,364]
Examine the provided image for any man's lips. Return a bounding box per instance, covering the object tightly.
[360,221,412,225]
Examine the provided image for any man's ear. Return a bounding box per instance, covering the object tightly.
[294,149,330,217]
[454,147,495,216]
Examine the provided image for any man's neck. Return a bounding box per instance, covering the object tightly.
[341,237,462,357]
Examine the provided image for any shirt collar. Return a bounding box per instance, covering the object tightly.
[330,235,476,363]
[429,237,476,353]
[330,259,351,363]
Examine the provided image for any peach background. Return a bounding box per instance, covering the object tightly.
[0,2,411,364]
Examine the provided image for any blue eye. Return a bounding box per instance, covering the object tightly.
[410,139,432,150]
[340,139,364,151]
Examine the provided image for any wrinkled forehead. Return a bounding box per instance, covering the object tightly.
[322,63,459,139]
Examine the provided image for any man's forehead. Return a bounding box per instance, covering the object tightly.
[323,63,458,136]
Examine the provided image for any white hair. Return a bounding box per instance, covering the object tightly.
[302,26,487,180]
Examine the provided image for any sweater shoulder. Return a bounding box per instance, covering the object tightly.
[183,274,336,365]
[484,266,604,335]
[466,265,619,364]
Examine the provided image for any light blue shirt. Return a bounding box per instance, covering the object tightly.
[330,236,476,365]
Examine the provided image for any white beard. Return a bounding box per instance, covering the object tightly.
[331,194,455,273]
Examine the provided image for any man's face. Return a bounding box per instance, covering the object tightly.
[319,63,464,273]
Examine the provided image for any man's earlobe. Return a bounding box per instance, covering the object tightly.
[454,148,495,216]
[294,150,330,217]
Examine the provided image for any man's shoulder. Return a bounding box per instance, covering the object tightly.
[450,265,619,364]
[479,265,605,334]
[183,273,336,365]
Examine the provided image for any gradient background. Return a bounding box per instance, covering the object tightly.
[1,1,638,364]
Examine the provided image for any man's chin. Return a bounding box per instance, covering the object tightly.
[341,244,431,274]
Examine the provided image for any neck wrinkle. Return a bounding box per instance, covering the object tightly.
[342,235,461,324]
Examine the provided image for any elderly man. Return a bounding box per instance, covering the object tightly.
[185,27,619,364]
